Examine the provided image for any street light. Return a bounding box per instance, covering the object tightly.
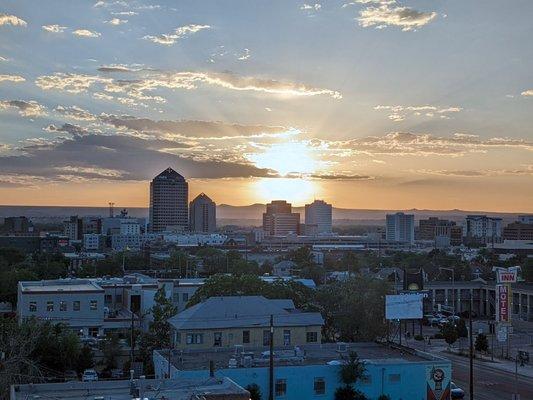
[440,267,455,316]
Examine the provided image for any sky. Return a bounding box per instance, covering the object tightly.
[0,0,532,211]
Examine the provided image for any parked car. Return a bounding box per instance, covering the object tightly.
[63,370,78,381]
[448,315,461,322]
[450,381,465,399]
[82,369,98,382]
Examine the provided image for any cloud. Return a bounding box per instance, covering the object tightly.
[36,70,342,100]
[0,74,25,83]
[324,132,533,157]
[416,166,533,177]
[0,13,27,27]
[357,2,437,31]
[143,24,210,45]
[99,114,290,139]
[42,24,67,33]
[97,64,144,72]
[374,104,462,121]
[521,89,533,97]
[35,73,111,93]
[54,105,97,121]
[301,3,322,11]
[0,133,274,183]
[105,18,127,25]
[0,100,47,117]
[45,123,90,136]
[310,173,373,180]
[73,29,101,38]
[111,11,138,16]
[237,48,250,61]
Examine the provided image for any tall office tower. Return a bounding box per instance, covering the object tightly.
[149,167,188,232]
[189,193,216,233]
[263,200,300,236]
[304,200,332,234]
[386,212,415,244]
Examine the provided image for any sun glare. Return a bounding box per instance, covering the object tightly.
[253,177,318,205]
[247,142,317,176]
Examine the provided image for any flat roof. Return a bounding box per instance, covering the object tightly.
[11,377,249,400]
[165,342,437,372]
[19,279,103,293]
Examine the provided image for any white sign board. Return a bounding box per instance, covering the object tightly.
[497,325,508,342]
[385,293,423,320]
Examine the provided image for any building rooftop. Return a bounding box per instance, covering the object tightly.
[10,377,249,400]
[154,167,186,181]
[168,296,324,331]
[164,342,437,372]
[19,279,103,293]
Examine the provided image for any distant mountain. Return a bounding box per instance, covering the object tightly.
[0,204,524,226]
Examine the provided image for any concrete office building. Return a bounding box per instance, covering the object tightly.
[263,200,300,236]
[149,167,188,232]
[386,213,414,244]
[304,200,332,234]
[63,216,83,241]
[189,193,216,233]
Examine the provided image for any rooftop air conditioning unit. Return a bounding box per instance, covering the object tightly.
[336,342,348,353]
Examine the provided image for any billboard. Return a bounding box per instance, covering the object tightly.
[496,284,510,323]
[385,293,423,320]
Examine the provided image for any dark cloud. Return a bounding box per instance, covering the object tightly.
[310,173,374,180]
[0,133,273,183]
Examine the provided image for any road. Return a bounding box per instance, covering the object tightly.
[445,351,533,400]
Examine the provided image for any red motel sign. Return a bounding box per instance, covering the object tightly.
[497,285,509,323]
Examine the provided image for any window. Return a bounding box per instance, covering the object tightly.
[263,330,271,346]
[46,301,54,312]
[116,294,122,303]
[388,374,401,383]
[283,329,291,346]
[214,332,222,347]
[105,294,112,304]
[306,332,318,343]
[314,377,326,395]
[73,301,80,311]
[275,379,287,397]
[243,330,250,344]
[59,301,67,311]
[90,300,98,310]
[186,333,204,344]
[88,327,99,337]
[29,301,36,312]
[182,293,189,303]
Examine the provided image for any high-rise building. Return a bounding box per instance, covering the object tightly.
[503,221,533,241]
[2,216,36,236]
[149,167,188,232]
[63,216,83,241]
[386,213,415,244]
[463,215,502,243]
[304,200,332,234]
[263,200,300,236]
[189,193,216,233]
[418,217,463,247]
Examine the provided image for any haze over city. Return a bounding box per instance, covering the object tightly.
[0,0,532,211]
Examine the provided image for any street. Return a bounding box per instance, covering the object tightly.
[447,351,533,400]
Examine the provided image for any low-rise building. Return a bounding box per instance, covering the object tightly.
[168,296,324,350]
[10,377,249,400]
[154,342,452,400]
[111,233,141,251]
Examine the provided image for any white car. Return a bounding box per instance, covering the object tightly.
[82,369,98,382]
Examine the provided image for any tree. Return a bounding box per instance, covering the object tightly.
[335,351,368,400]
[378,395,391,400]
[149,287,178,349]
[441,322,458,348]
[339,351,367,387]
[245,383,262,400]
[100,334,121,371]
[315,277,390,342]
[456,319,468,338]
[342,252,360,275]
[475,333,489,354]
[77,345,95,373]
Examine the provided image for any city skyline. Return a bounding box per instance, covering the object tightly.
[0,1,532,211]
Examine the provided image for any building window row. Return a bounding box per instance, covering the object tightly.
[274,377,326,397]
[29,299,97,312]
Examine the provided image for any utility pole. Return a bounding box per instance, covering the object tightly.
[269,314,274,400]
[469,292,474,400]
[130,311,135,369]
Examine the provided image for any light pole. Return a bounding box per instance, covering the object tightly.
[440,267,455,316]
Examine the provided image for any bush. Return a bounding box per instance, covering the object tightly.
[414,334,424,341]
[378,395,391,400]
[245,383,261,400]
[433,333,444,339]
